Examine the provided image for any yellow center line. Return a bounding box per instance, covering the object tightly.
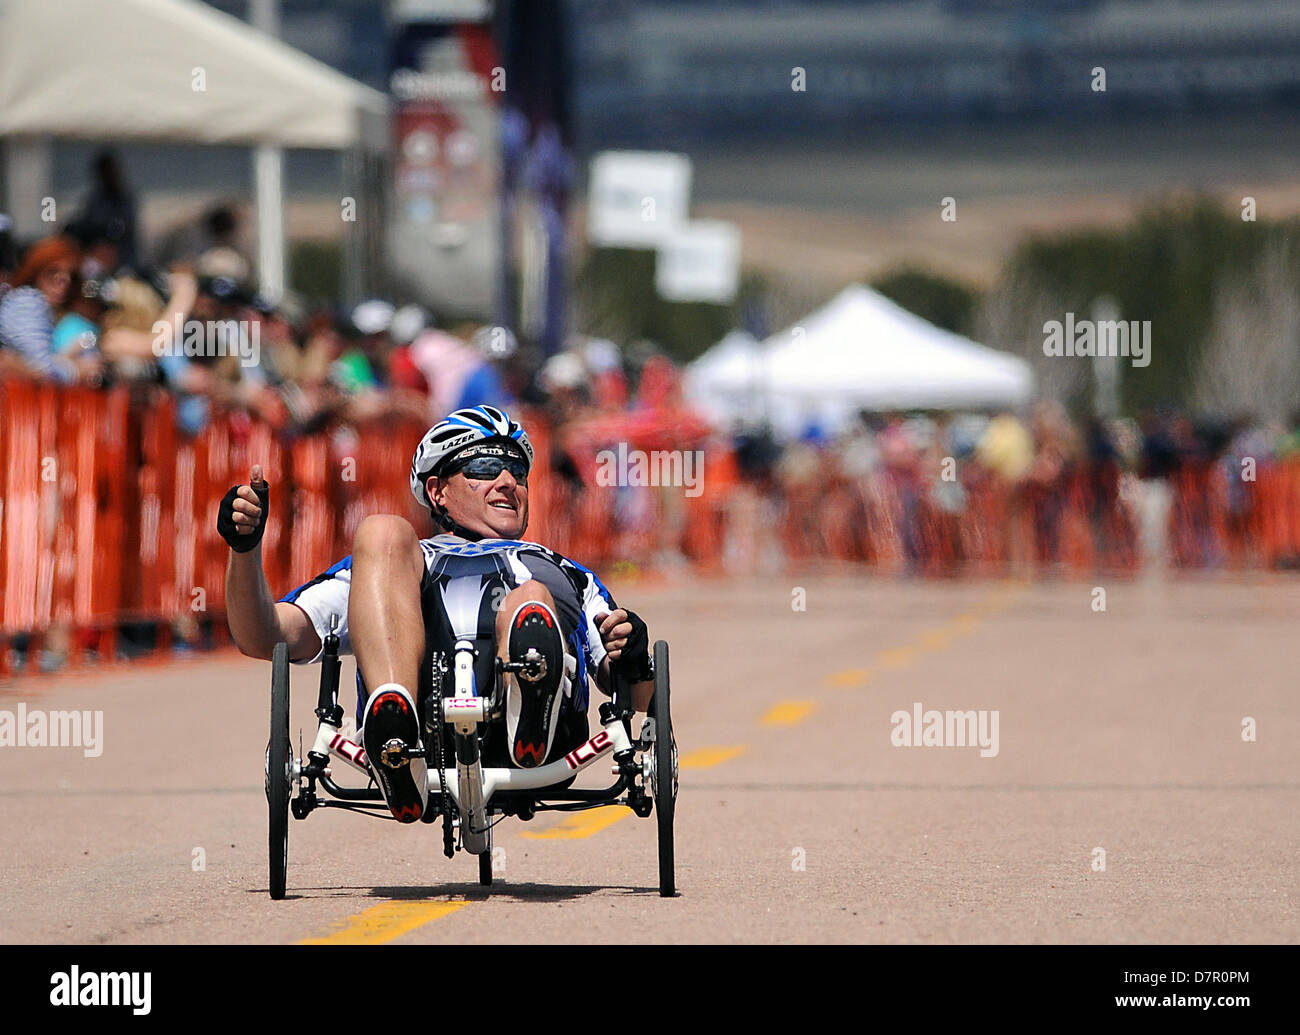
[916,628,954,650]
[824,667,871,689]
[876,645,917,669]
[520,804,631,840]
[824,586,1023,690]
[761,700,818,727]
[298,899,469,945]
[680,744,746,769]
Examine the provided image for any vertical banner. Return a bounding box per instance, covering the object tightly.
[388,3,501,318]
[499,0,574,355]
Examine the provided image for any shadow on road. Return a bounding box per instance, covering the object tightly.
[256,882,661,902]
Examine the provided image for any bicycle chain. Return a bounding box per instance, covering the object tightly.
[431,652,454,859]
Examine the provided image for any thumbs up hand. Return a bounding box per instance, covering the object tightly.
[218,464,272,553]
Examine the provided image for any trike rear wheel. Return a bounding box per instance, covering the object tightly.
[652,640,676,897]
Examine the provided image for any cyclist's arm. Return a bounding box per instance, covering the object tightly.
[568,559,654,712]
[596,656,654,713]
[225,546,321,662]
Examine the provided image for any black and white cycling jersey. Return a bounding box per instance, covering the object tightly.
[281,534,619,724]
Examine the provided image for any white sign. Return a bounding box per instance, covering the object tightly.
[392,0,491,22]
[655,220,741,304]
[588,151,691,248]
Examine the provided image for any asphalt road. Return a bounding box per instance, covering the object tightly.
[1,574,1296,944]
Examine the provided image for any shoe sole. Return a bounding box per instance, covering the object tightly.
[507,603,565,768]
[362,690,425,823]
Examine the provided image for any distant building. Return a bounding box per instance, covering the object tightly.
[568,0,1300,150]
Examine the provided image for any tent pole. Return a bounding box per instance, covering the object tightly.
[2,135,53,240]
[254,143,285,302]
[342,145,363,306]
[250,0,285,302]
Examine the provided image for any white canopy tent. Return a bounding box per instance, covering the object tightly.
[0,0,388,299]
[682,328,761,418]
[685,285,1034,438]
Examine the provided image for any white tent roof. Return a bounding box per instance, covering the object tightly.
[684,329,761,393]
[686,285,1034,437]
[0,0,388,149]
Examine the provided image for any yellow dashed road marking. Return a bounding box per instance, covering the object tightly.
[828,587,1019,689]
[917,628,954,650]
[299,900,468,945]
[679,745,746,769]
[876,646,917,669]
[825,667,871,689]
[761,700,818,727]
[520,804,631,840]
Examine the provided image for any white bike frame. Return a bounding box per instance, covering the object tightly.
[302,637,635,855]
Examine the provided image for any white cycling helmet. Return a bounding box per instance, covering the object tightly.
[409,404,534,512]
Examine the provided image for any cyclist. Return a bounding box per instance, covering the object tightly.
[220,404,655,823]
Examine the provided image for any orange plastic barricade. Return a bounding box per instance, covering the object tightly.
[0,380,129,662]
[1260,457,1300,567]
[285,430,337,589]
[7,378,1300,677]
[338,419,430,558]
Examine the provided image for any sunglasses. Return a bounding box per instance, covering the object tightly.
[453,455,529,484]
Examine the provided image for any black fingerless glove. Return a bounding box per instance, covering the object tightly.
[217,481,270,553]
[613,609,653,683]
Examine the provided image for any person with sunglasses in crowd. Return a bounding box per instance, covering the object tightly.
[217,404,655,823]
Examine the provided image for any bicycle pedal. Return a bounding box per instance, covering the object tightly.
[380,738,410,768]
[512,647,547,682]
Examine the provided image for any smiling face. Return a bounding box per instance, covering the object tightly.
[427,465,529,539]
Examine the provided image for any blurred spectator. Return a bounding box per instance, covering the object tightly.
[1136,411,1179,573]
[776,424,828,562]
[321,300,427,423]
[976,411,1034,573]
[196,205,251,282]
[579,336,627,412]
[71,150,138,270]
[976,412,1034,483]
[457,324,517,411]
[1028,400,1081,567]
[337,299,393,393]
[0,235,102,384]
[157,202,251,281]
[1277,411,1300,460]
[1083,416,1126,568]
[0,213,19,294]
[51,272,109,359]
[411,324,493,417]
[388,304,431,395]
